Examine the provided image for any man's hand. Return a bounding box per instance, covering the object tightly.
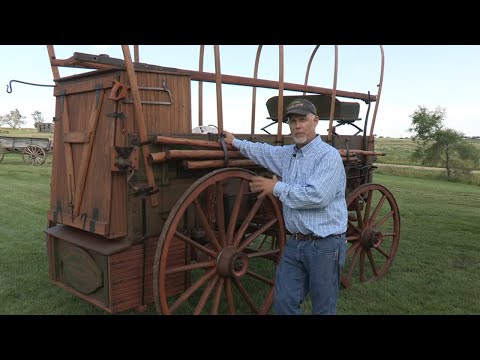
[249,175,279,198]
[222,130,235,145]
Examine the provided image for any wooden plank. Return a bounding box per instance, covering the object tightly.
[73,89,105,216]
[121,45,159,207]
[63,131,90,143]
[54,78,114,96]
[62,97,76,214]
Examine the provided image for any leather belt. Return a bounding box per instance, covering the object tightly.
[292,233,323,241]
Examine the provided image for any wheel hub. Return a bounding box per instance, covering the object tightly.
[216,246,248,278]
[360,227,384,249]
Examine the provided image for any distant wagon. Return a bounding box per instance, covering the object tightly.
[0,136,52,165]
[44,45,400,314]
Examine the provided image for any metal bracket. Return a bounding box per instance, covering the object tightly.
[54,200,63,223]
[89,208,99,233]
[106,112,126,120]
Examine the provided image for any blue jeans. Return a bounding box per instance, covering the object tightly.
[274,233,346,315]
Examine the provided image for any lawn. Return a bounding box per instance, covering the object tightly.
[1,153,479,314]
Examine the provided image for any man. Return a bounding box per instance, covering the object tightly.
[223,98,347,315]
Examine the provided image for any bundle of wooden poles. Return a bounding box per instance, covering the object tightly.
[148,136,384,170]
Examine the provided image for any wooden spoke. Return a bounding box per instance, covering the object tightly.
[233,277,259,314]
[346,234,361,242]
[170,268,217,313]
[238,218,277,251]
[368,193,387,226]
[246,249,280,259]
[246,270,275,286]
[359,249,366,283]
[211,277,225,315]
[366,249,379,276]
[347,241,361,257]
[346,245,361,281]
[216,182,227,247]
[226,179,247,245]
[355,203,364,228]
[256,234,269,249]
[232,194,265,247]
[373,210,394,229]
[193,275,219,315]
[194,199,222,252]
[224,278,235,315]
[166,260,216,275]
[375,246,390,258]
[174,231,217,258]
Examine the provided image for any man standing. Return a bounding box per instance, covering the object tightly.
[223,98,347,315]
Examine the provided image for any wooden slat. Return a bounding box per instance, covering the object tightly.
[73,89,105,216]
[63,131,90,143]
[54,78,114,96]
[61,97,76,213]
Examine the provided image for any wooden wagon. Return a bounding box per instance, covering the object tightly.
[0,136,52,165]
[44,45,400,314]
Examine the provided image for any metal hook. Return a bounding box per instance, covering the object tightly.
[6,79,55,94]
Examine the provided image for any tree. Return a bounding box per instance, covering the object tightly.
[0,109,26,129]
[408,106,479,180]
[32,110,45,129]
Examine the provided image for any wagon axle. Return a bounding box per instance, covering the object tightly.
[360,227,384,249]
[217,246,249,277]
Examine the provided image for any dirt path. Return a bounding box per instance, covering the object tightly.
[375,163,480,174]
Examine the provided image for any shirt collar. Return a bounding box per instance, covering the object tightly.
[293,134,322,156]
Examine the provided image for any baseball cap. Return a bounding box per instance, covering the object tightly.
[284,98,317,119]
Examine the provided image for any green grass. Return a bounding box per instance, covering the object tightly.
[375,137,480,169]
[1,152,480,314]
[0,127,53,139]
[337,173,480,314]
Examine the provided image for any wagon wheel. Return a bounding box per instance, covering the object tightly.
[153,168,286,315]
[22,145,46,165]
[0,144,4,163]
[341,183,400,288]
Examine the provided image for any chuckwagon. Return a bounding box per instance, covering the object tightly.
[0,136,52,165]
[44,45,400,314]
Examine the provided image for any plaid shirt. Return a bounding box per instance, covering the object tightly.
[233,135,347,237]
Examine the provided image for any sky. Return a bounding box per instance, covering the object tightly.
[1,45,480,138]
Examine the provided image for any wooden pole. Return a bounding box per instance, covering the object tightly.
[46,45,60,79]
[183,159,259,169]
[121,45,159,207]
[155,136,235,150]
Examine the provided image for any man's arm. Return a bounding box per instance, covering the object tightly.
[222,130,286,176]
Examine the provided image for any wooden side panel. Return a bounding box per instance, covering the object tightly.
[110,245,143,312]
[119,72,192,134]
